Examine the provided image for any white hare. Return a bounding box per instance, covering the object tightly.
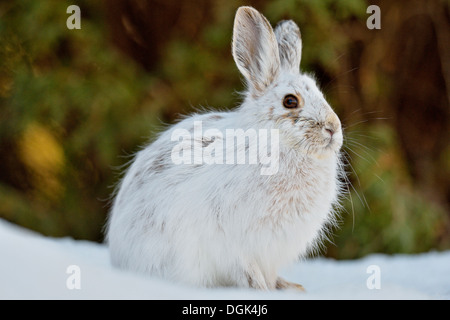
[106,6,344,290]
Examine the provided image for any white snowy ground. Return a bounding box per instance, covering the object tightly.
[0,218,449,300]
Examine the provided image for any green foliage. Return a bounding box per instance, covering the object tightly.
[265,0,366,73]
[330,125,450,258]
[0,0,157,239]
[0,0,448,257]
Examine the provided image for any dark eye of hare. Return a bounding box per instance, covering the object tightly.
[283,94,299,109]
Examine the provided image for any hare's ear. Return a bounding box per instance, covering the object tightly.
[274,20,302,73]
[232,6,280,97]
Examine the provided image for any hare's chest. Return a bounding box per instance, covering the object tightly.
[265,160,337,216]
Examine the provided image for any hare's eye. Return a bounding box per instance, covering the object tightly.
[283,95,299,109]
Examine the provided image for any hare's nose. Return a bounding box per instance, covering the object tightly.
[325,127,335,137]
[324,121,339,137]
[324,111,341,137]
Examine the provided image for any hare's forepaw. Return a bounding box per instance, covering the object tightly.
[275,277,305,292]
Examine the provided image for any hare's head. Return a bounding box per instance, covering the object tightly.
[232,6,342,157]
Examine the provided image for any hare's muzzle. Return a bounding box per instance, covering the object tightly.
[323,111,343,150]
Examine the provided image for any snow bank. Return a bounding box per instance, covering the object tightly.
[0,219,448,299]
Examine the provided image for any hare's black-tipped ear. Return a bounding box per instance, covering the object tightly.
[232,6,280,97]
[274,20,302,73]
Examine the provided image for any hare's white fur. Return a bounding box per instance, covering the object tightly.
[107,6,344,289]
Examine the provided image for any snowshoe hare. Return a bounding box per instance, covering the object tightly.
[107,6,344,291]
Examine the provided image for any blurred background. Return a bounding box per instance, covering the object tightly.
[0,0,449,259]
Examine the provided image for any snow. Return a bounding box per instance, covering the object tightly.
[0,218,449,300]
